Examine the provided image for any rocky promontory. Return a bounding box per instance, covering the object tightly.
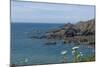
[30,18,95,47]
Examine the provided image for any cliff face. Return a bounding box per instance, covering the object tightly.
[46,19,95,39]
[75,19,95,35]
[29,18,95,47]
[44,19,95,47]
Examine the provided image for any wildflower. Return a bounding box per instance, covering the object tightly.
[61,50,68,63]
[61,50,67,55]
[72,46,79,50]
[80,52,83,56]
[72,50,75,54]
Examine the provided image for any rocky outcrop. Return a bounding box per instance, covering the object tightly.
[45,19,95,39]
[44,19,95,47]
[75,19,95,36]
[30,18,95,47]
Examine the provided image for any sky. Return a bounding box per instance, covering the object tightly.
[11,1,95,23]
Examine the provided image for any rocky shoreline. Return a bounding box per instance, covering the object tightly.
[30,19,95,47]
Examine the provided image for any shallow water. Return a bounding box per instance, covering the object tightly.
[11,23,95,65]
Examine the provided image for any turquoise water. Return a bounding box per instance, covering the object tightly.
[11,23,95,66]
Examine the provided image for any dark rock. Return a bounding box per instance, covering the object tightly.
[64,28,77,37]
[45,42,57,45]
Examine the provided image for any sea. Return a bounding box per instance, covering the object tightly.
[11,23,95,66]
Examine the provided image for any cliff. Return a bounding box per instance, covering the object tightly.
[45,19,95,47]
[30,18,95,47]
[45,19,95,38]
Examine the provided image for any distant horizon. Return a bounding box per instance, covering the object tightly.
[11,18,95,24]
[11,1,95,23]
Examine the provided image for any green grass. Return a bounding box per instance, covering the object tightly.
[80,55,95,62]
